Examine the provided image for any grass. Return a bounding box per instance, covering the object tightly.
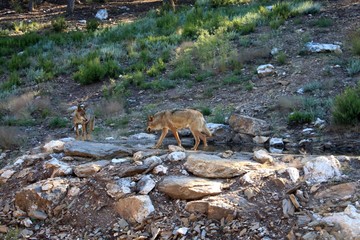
[346,59,360,76]
[349,30,360,55]
[0,127,23,149]
[312,17,333,28]
[332,82,360,125]
[288,111,313,125]
[49,117,68,128]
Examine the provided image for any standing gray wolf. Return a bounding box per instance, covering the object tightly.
[73,104,95,139]
[147,109,212,150]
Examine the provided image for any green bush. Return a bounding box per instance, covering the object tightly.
[346,59,360,76]
[86,19,100,32]
[332,83,360,125]
[8,53,30,71]
[288,111,313,125]
[312,17,333,28]
[1,72,21,91]
[276,51,287,65]
[74,58,107,84]
[49,117,68,128]
[148,79,176,92]
[52,17,67,32]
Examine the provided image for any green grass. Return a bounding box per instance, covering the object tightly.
[346,59,360,76]
[332,82,360,125]
[0,72,21,91]
[0,0,321,99]
[312,17,333,28]
[49,117,68,128]
[288,111,313,125]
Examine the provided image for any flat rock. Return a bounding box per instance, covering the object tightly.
[74,160,110,177]
[185,153,260,178]
[314,182,359,199]
[114,195,155,223]
[305,42,342,54]
[64,141,132,159]
[158,176,223,200]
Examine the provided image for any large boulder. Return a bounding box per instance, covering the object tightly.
[302,156,341,184]
[64,141,132,159]
[114,195,155,224]
[322,205,360,239]
[229,114,270,136]
[158,176,223,200]
[185,194,253,220]
[15,178,80,215]
[185,153,260,178]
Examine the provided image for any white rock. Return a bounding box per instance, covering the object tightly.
[167,151,186,162]
[43,140,66,153]
[253,136,269,144]
[297,88,304,94]
[111,158,129,164]
[78,20,87,24]
[0,169,16,181]
[253,149,273,164]
[286,167,300,183]
[271,47,279,55]
[176,227,189,235]
[137,175,156,195]
[303,155,341,184]
[95,9,108,20]
[128,133,156,141]
[114,195,155,223]
[270,138,284,147]
[305,42,342,54]
[105,137,115,140]
[43,158,73,176]
[257,64,275,77]
[153,165,168,175]
[322,205,360,239]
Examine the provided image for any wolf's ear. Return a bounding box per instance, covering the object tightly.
[148,116,154,121]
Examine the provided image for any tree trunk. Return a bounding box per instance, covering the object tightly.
[67,0,75,15]
[28,0,34,12]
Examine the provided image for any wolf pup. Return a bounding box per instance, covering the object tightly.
[73,104,95,139]
[147,109,212,150]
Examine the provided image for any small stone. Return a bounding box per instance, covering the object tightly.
[0,225,8,233]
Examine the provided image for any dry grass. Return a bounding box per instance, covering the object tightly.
[238,47,270,64]
[94,99,125,117]
[0,126,22,149]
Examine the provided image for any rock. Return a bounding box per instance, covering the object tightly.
[152,165,168,175]
[185,153,260,178]
[20,229,33,238]
[322,205,360,239]
[74,160,109,177]
[128,133,156,141]
[241,169,275,185]
[269,138,284,148]
[229,114,270,136]
[253,149,273,164]
[305,42,342,54]
[175,227,189,236]
[282,198,295,218]
[106,178,132,199]
[303,155,341,184]
[114,195,155,223]
[167,151,186,162]
[253,136,269,144]
[0,225,8,233]
[137,175,156,195]
[314,182,359,199]
[95,9,108,20]
[28,209,47,220]
[206,123,233,143]
[64,141,132,159]
[43,158,73,177]
[111,158,130,164]
[0,168,16,183]
[15,178,79,214]
[185,194,253,220]
[42,140,67,153]
[286,167,300,183]
[257,64,275,77]
[168,145,185,152]
[158,176,222,200]
[289,194,301,209]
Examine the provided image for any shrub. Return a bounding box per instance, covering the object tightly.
[74,58,107,84]
[346,59,360,76]
[148,79,176,92]
[52,17,67,32]
[312,17,333,28]
[198,106,212,116]
[86,19,100,32]
[0,126,22,149]
[288,111,313,125]
[8,53,30,71]
[349,31,360,55]
[302,81,323,93]
[276,51,287,65]
[332,83,360,125]
[49,117,68,128]
[146,58,166,77]
[1,72,21,91]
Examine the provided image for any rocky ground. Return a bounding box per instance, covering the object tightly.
[1,0,360,239]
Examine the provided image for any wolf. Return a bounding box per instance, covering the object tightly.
[147,109,212,150]
[73,104,95,139]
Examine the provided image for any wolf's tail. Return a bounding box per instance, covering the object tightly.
[202,121,212,137]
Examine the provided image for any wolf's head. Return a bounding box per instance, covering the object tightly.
[146,114,163,132]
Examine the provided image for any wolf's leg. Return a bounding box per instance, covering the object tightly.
[154,128,168,148]
[171,128,182,147]
[190,130,201,150]
[75,124,79,137]
[198,132,208,148]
